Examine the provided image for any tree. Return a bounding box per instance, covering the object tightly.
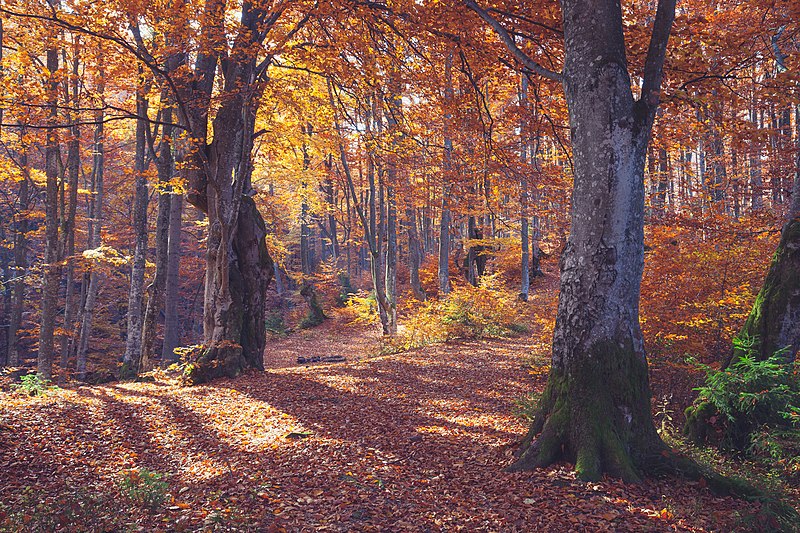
[467,0,677,480]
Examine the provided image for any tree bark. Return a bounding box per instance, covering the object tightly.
[161,189,183,366]
[122,82,150,377]
[473,0,678,481]
[182,2,276,383]
[59,47,81,380]
[76,102,104,381]
[37,35,61,382]
[140,109,175,372]
[439,49,455,296]
[7,142,29,368]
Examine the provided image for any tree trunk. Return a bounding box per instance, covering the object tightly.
[161,190,183,366]
[37,40,61,382]
[492,0,677,481]
[439,49,454,296]
[140,113,174,372]
[405,202,425,301]
[59,51,81,380]
[520,74,531,301]
[76,105,104,381]
[121,85,150,378]
[8,144,29,368]
[182,4,275,382]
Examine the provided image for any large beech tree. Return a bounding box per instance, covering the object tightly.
[467,0,678,480]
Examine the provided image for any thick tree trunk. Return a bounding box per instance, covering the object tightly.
[503,0,676,481]
[37,43,61,382]
[183,28,274,382]
[122,88,150,377]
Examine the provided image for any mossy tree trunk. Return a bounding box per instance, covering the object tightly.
[469,0,677,481]
[723,219,800,367]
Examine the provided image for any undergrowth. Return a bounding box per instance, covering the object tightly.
[381,274,529,354]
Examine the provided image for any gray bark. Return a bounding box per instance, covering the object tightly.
[76,102,104,381]
[161,190,183,365]
[7,141,29,368]
[470,0,678,481]
[439,49,454,296]
[122,83,150,376]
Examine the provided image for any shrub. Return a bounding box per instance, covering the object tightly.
[341,291,380,326]
[265,312,288,336]
[384,274,529,353]
[119,468,169,509]
[685,339,800,474]
[12,373,55,397]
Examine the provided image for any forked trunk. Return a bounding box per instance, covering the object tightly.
[506,0,676,481]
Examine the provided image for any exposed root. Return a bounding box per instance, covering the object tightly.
[183,342,246,385]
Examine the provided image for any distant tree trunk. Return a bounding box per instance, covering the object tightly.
[385,184,398,333]
[140,110,175,372]
[59,48,81,380]
[749,93,764,210]
[439,49,454,296]
[520,75,531,301]
[37,39,61,382]
[469,0,678,481]
[7,146,29,368]
[161,190,183,366]
[76,103,104,381]
[330,81,393,335]
[405,202,425,301]
[122,82,150,377]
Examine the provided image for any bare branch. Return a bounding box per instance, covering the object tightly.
[463,0,562,83]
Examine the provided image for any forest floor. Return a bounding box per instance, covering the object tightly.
[0,294,795,531]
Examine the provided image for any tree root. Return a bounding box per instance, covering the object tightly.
[183,342,246,385]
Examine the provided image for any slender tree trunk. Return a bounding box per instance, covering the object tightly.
[439,50,455,296]
[122,82,150,377]
[8,146,29,368]
[385,184,398,334]
[76,103,104,381]
[520,75,531,301]
[140,110,175,372]
[405,201,425,300]
[59,49,81,380]
[38,36,61,382]
[161,191,183,366]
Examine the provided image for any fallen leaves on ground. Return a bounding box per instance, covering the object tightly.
[1,332,768,531]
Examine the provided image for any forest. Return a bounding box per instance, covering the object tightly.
[0,0,799,530]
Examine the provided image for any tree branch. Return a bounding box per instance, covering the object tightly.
[463,0,562,83]
[637,0,677,128]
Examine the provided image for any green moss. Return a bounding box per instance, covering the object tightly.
[510,337,660,481]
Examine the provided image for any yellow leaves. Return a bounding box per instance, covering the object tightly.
[82,245,129,266]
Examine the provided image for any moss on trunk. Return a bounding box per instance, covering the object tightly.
[510,339,664,482]
[183,342,246,385]
[725,219,800,368]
